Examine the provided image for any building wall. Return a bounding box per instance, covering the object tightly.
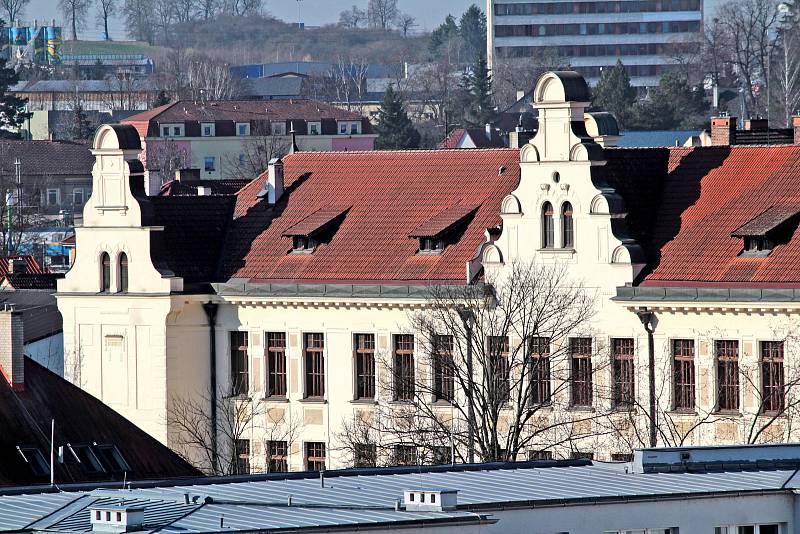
[26,333,64,376]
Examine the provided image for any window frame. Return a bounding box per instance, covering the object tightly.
[271,121,287,136]
[529,336,551,405]
[541,202,554,248]
[72,188,84,206]
[236,122,250,136]
[118,252,128,293]
[303,333,325,399]
[432,334,454,402]
[201,122,215,137]
[354,333,376,400]
[672,339,696,411]
[393,334,415,401]
[569,337,593,407]
[760,340,785,414]
[204,156,216,173]
[46,188,60,206]
[235,438,250,474]
[611,338,635,408]
[267,440,288,472]
[715,339,740,412]
[305,441,326,471]
[488,335,510,403]
[230,331,249,396]
[561,201,574,248]
[100,252,111,293]
[393,444,418,466]
[266,332,287,398]
[307,121,321,135]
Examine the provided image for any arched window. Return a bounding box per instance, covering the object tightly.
[101,252,111,292]
[562,202,574,248]
[542,202,554,248]
[119,253,129,293]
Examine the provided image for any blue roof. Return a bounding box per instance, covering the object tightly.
[2,459,799,533]
[618,129,701,147]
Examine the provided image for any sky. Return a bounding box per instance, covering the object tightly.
[23,0,476,40]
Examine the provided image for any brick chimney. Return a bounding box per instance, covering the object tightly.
[0,310,25,391]
[711,115,737,146]
[792,116,800,144]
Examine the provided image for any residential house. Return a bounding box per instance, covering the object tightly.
[122,99,376,192]
[0,443,797,533]
[57,71,800,472]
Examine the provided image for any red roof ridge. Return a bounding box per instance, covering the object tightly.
[123,101,179,123]
[282,147,518,157]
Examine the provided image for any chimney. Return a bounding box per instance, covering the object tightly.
[710,115,737,146]
[196,186,211,196]
[792,116,800,144]
[7,258,24,275]
[260,157,284,205]
[0,310,25,391]
[744,117,768,131]
[175,168,200,182]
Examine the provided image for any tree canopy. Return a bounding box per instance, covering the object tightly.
[375,85,420,149]
[592,60,637,128]
[461,54,497,128]
[0,56,28,138]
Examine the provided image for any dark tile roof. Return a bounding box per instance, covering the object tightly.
[438,128,506,149]
[159,179,252,197]
[732,206,800,238]
[733,129,794,145]
[0,273,62,291]
[0,141,93,178]
[0,256,45,276]
[220,149,520,285]
[0,358,200,486]
[241,77,304,99]
[149,196,236,285]
[0,290,61,344]
[125,99,364,125]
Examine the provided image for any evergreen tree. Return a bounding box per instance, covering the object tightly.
[0,56,29,138]
[592,59,636,128]
[630,71,708,130]
[68,100,93,140]
[152,90,172,107]
[461,54,497,128]
[374,85,420,149]
[429,14,459,55]
[459,5,486,63]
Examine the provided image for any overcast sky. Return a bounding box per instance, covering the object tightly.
[23,0,476,40]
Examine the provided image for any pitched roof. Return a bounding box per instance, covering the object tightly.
[124,99,364,125]
[0,273,62,291]
[0,358,199,486]
[731,206,800,237]
[221,149,520,284]
[410,204,479,238]
[0,256,45,276]
[0,141,93,177]
[602,145,800,287]
[282,206,351,237]
[0,290,61,344]
[438,128,506,149]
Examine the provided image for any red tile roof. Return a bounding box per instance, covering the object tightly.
[0,256,45,276]
[221,149,520,284]
[282,206,351,237]
[410,204,479,238]
[611,145,800,287]
[731,206,800,238]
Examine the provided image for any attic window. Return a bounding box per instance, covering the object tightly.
[731,206,800,258]
[410,204,479,255]
[96,444,131,472]
[282,206,350,254]
[16,447,49,477]
[68,444,106,474]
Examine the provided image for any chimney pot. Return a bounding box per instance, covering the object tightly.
[0,310,25,391]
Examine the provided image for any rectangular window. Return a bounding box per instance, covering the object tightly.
[266,332,287,397]
[529,336,551,405]
[267,440,288,472]
[528,450,553,460]
[354,443,377,467]
[761,341,785,413]
[432,334,454,402]
[432,446,451,465]
[230,331,249,396]
[571,451,594,460]
[308,122,321,135]
[611,453,634,462]
[305,442,325,471]
[339,122,348,134]
[393,334,415,401]
[716,340,740,411]
[304,333,325,398]
[204,156,216,172]
[46,188,59,206]
[350,122,360,134]
[271,122,287,136]
[612,338,635,407]
[354,333,375,399]
[162,126,170,137]
[393,444,417,466]
[673,339,695,410]
[72,188,84,205]
[16,447,49,476]
[202,123,215,136]
[235,439,250,474]
[172,126,181,136]
[570,337,593,407]
[236,122,250,136]
[489,336,510,402]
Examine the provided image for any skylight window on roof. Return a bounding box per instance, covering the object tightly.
[96,444,131,473]
[16,446,49,477]
[410,204,479,256]
[282,207,350,254]
[68,444,106,474]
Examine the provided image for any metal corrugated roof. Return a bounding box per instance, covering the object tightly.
[2,462,798,533]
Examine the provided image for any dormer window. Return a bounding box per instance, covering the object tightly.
[283,207,350,254]
[410,204,479,255]
[732,206,800,258]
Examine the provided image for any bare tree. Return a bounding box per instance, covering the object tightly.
[58,0,90,40]
[772,21,800,126]
[146,139,190,186]
[0,0,30,25]
[197,0,217,19]
[122,0,155,44]
[101,75,149,111]
[223,134,289,181]
[717,0,781,116]
[336,262,612,465]
[339,5,366,28]
[396,13,416,37]
[367,0,397,30]
[154,0,175,46]
[220,0,260,16]
[491,54,565,109]
[95,0,115,39]
[184,52,241,100]
[329,56,369,111]
[167,384,265,475]
[173,0,199,24]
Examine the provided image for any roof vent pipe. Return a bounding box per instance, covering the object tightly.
[320,470,325,488]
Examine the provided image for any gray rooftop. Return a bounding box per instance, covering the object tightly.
[2,454,800,533]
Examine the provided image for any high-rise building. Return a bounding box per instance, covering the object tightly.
[486,0,703,87]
